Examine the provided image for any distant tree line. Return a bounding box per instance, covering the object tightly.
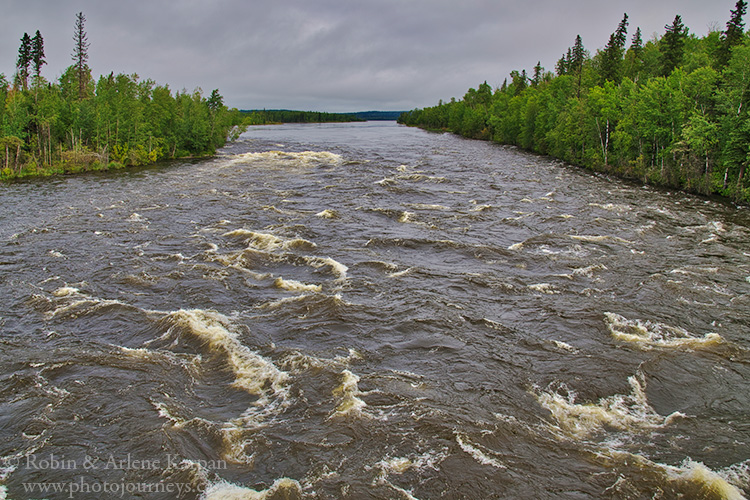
[241,109,364,124]
[399,1,750,203]
[0,12,247,180]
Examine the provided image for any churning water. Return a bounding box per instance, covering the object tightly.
[1,121,749,499]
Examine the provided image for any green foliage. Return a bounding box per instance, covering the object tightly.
[718,0,748,67]
[240,109,364,124]
[660,15,688,76]
[16,33,32,92]
[599,14,629,83]
[399,5,750,203]
[0,18,246,181]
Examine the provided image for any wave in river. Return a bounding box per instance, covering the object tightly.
[604,312,723,350]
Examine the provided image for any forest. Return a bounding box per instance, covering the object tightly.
[0,12,247,181]
[240,109,364,124]
[399,1,750,203]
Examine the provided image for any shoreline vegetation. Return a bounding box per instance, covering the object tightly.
[398,2,750,205]
[0,12,375,184]
[0,12,249,183]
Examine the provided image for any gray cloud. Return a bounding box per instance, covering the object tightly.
[0,0,733,112]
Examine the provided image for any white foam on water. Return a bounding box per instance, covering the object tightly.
[604,312,723,350]
[397,173,447,183]
[330,369,368,418]
[588,202,632,212]
[257,294,314,310]
[273,277,322,293]
[281,348,360,372]
[315,209,338,219]
[570,234,633,245]
[52,286,80,297]
[528,283,560,294]
[228,150,342,167]
[45,286,131,319]
[507,242,524,251]
[376,177,397,186]
[405,203,450,211]
[572,263,607,278]
[455,433,506,469]
[168,309,289,402]
[664,459,748,500]
[670,266,719,276]
[222,229,316,252]
[550,340,578,352]
[303,256,348,281]
[201,477,303,500]
[721,460,750,493]
[470,203,493,212]
[398,211,415,223]
[535,375,684,440]
[388,267,413,278]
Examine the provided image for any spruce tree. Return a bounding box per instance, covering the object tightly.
[600,13,629,83]
[718,0,748,67]
[31,30,46,83]
[624,27,644,80]
[72,11,90,100]
[661,15,688,76]
[571,35,586,97]
[15,32,32,91]
[630,27,644,60]
[532,61,543,86]
[556,54,567,76]
[571,35,586,73]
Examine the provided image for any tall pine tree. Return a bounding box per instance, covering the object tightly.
[600,13,629,83]
[15,33,31,91]
[571,35,586,97]
[661,15,688,76]
[72,12,90,100]
[718,0,748,67]
[31,30,46,83]
[624,27,644,80]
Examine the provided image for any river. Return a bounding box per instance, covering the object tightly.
[0,121,748,499]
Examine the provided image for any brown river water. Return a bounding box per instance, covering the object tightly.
[0,121,748,499]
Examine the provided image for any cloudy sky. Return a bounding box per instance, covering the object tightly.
[0,1,736,112]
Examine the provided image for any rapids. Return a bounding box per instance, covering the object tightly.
[0,121,748,499]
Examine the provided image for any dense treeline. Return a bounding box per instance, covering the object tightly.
[399,2,750,203]
[241,109,364,124]
[0,12,246,181]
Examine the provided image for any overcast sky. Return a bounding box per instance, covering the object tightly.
[0,1,737,112]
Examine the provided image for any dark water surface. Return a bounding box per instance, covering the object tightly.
[1,122,749,499]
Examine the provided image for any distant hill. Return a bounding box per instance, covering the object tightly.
[350,111,405,121]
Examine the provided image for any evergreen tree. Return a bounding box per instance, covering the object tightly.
[31,30,46,83]
[718,0,748,67]
[661,15,688,76]
[571,35,586,73]
[15,33,32,91]
[72,12,90,100]
[532,61,543,86]
[600,13,629,83]
[555,55,566,76]
[630,27,644,60]
[571,35,586,97]
[624,27,644,80]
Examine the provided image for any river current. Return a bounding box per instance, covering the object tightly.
[0,121,749,499]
